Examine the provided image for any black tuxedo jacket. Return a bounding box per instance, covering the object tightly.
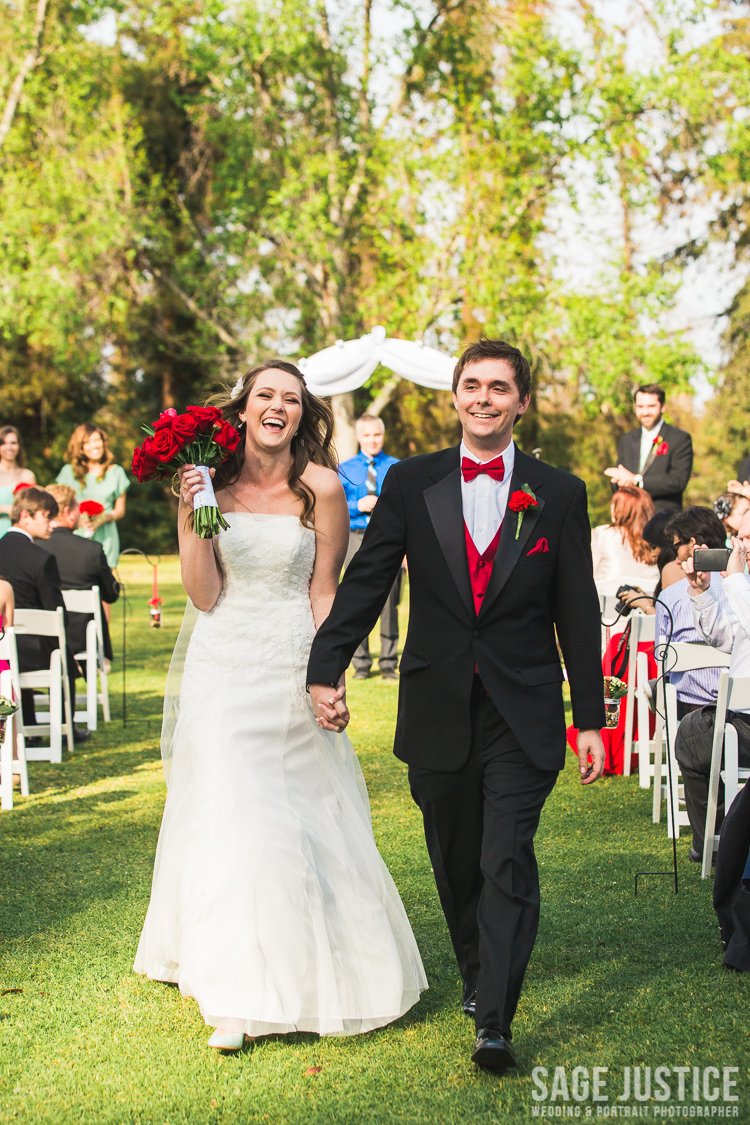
[0,530,67,672]
[617,422,693,512]
[307,447,604,773]
[40,528,119,659]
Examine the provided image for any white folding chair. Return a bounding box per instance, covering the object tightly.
[623,612,656,778]
[0,627,28,811]
[62,587,110,730]
[701,671,750,877]
[10,607,73,762]
[653,641,731,836]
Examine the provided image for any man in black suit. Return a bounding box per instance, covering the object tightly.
[42,484,120,662]
[307,339,605,1072]
[0,488,72,732]
[605,383,693,512]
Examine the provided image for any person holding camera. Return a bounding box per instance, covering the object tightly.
[653,508,730,724]
[677,510,750,862]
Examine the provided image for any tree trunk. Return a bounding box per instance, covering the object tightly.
[331,392,358,460]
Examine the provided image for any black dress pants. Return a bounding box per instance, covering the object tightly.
[674,706,750,855]
[408,675,558,1037]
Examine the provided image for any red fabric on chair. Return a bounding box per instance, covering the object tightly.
[566,631,657,776]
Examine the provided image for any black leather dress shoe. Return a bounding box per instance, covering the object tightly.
[73,726,92,743]
[471,1028,516,1072]
[462,990,476,1017]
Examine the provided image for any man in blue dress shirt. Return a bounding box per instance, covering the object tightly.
[338,414,403,679]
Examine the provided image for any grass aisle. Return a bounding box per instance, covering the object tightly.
[0,558,748,1124]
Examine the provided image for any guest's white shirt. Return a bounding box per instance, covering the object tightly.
[690,572,750,714]
[5,527,32,542]
[460,438,515,554]
[591,524,660,584]
[639,420,664,472]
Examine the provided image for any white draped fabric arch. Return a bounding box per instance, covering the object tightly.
[297,325,456,397]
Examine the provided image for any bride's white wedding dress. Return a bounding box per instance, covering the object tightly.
[134,512,427,1036]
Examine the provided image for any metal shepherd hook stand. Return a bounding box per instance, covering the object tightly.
[116,548,163,727]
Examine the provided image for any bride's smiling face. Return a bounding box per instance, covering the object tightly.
[240,369,304,454]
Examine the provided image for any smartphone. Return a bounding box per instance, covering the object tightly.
[693,548,731,572]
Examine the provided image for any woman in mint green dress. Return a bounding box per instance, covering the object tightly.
[0,426,36,539]
[56,424,130,568]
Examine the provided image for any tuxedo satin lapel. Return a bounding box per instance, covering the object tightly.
[478,459,545,620]
[641,425,665,477]
[424,448,474,620]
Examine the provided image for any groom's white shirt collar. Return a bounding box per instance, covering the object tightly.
[460,438,515,555]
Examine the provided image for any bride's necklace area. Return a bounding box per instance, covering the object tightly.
[225,478,297,517]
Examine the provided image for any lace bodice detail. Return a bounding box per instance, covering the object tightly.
[184,513,317,699]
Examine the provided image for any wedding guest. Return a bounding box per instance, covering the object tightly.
[733,453,750,492]
[591,486,659,584]
[0,488,69,734]
[678,512,750,863]
[42,484,120,664]
[714,491,750,542]
[0,427,36,540]
[619,509,684,615]
[338,414,402,680]
[656,507,728,721]
[56,424,130,569]
[604,384,693,512]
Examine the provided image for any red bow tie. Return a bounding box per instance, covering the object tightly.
[461,455,505,483]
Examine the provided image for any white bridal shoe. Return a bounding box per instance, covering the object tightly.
[207,1030,246,1051]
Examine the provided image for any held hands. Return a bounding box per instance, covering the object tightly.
[309,677,350,733]
[577,729,605,785]
[178,464,215,509]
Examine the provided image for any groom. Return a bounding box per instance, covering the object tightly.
[307,338,605,1071]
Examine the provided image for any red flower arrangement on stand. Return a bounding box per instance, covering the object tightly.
[131,406,241,538]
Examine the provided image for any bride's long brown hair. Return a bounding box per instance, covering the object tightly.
[209,360,337,528]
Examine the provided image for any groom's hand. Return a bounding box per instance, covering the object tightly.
[309,683,350,732]
[577,729,605,784]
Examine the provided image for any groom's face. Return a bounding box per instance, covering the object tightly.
[453,359,530,447]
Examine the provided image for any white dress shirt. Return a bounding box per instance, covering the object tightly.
[460,439,515,554]
[639,420,664,472]
[690,572,750,714]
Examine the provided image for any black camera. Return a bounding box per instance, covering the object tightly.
[615,584,639,616]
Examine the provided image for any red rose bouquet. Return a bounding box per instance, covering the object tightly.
[131,406,242,538]
[79,499,106,538]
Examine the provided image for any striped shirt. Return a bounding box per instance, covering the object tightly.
[655,574,728,705]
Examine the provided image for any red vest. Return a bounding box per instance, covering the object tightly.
[464,521,502,616]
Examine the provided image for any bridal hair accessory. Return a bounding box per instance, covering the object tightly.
[508,484,539,540]
[132,406,242,538]
[229,375,245,400]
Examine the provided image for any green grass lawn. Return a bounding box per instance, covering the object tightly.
[0,557,748,1124]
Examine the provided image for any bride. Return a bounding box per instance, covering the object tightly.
[134,360,427,1050]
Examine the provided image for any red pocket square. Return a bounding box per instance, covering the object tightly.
[527,538,549,556]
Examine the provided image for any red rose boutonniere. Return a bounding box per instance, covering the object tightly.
[508,484,539,540]
[654,440,669,456]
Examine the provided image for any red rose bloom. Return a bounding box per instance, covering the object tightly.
[171,412,201,443]
[79,500,105,517]
[655,441,669,456]
[187,406,223,432]
[509,490,538,513]
[153,408,178,431]
[132,440,160,482]
[149,427,183,464]
[213,420,242,454]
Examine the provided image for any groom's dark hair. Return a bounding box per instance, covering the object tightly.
[452,338,531,400]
